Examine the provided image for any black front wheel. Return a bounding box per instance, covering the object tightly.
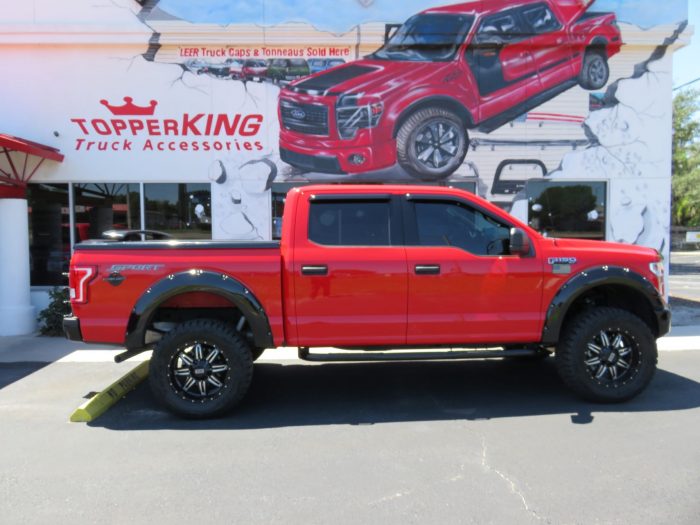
[396,107,468,181]
[556,307,657,402]
[149,319,254,418]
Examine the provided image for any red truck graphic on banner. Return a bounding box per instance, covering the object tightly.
[278,0,621,180]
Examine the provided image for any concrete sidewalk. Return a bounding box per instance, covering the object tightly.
[2,324,700,363]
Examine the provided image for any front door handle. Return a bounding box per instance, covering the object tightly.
[301,265,328,276]
[415,264,441,275]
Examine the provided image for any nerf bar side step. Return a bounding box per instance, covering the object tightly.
[297,347,541,362]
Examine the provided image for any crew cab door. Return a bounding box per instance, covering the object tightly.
[465,8,541,115]
[403,196,544,345]
[292,194,407,346]
[518,2,575,89]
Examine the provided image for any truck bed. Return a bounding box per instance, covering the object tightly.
[71,240,284,346]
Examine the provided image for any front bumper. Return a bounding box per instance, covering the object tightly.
[280,147,345,174]
[279,137,396,174]
[656,304,672,337]
[63,315,83,342]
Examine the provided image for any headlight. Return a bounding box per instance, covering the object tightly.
[649,261,664,277]
[336,94,383,139]
[649,261,665,296]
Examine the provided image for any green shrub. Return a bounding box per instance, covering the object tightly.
[37,287,70,336]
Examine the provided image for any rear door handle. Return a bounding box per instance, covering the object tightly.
[414,264,441,275]
[301,265,328,276]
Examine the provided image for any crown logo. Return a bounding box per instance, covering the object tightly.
[100,97,158,116]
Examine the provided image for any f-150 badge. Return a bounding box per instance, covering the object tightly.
[548,257,577,274]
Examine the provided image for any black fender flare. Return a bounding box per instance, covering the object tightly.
[124,269,274,351]
[587,36,609,51]
[541,266,669,345]
[392,95,475,137]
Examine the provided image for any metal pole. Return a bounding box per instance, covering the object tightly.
[68,182,76,252]
[139,182,146,241]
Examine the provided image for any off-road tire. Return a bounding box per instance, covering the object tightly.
[149,319,254,418]
[396,107,468,181]
[556,307,657,402]
[578,51,609,90]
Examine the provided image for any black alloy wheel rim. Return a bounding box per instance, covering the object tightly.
[584,329,640,387]
[413,120,461,170]
[168,341,230,401]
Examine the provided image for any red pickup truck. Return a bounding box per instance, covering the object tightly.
[279,0,621,180]
[64,185,669,418]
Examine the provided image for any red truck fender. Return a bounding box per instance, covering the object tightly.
[541,266,670,345]
[124,269,274,351]
[390,89,476,139]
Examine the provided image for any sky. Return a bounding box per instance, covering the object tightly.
[158,0,697,90]
[160,0,688,32]
[672,0,700,91]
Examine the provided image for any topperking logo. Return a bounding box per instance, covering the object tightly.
[70,96,264,153]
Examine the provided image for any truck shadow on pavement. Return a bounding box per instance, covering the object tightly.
[0,363,51,391]
[89,358,700,430]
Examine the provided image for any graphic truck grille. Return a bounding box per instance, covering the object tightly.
[280,100,329,136]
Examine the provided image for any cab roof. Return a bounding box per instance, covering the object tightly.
[421,0,592,20]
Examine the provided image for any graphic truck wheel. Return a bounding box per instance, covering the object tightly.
[396,107,468,181]
[579,51,610,90]
[149,319,254,418]
[555,307,657,402]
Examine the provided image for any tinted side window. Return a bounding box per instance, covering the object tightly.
[413,201,511,256]
[308,201,391,246]
[477,10,526,42]
[521,4,561,34]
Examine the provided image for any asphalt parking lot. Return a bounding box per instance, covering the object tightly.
[0,253,699,524]
[1,350,699,523]
[669,251,700,326]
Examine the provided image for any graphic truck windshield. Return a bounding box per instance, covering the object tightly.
[372,14,475,62]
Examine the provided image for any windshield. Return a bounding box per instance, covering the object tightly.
[372,13,474,62]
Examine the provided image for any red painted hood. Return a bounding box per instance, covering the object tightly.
[549,237,659,262]
[288,58,456,100]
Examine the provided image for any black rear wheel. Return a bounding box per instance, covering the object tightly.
[556,307,657,402]
[149,319,254,418]
[579,51,609,90]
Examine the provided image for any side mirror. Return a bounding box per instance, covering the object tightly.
[509,227,530,256]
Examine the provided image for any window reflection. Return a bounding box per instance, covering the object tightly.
[144,183,211,239]
[527,181,606,240]
[27,184,69,286]
[73,183,140,241]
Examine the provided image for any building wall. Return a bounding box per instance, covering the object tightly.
[0,0,691,310]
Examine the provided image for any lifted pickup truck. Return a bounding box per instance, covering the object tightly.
[279,0,621,179]
[64,185,669,418]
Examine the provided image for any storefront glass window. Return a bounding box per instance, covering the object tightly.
[144,183,211,239]
[73,183,141,241]
[27,183,70,286]
[526,181,606,240]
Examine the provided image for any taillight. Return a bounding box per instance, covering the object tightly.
[69,266,97,304]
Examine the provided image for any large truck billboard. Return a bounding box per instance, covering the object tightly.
[279,0,621,180]
[0,0,690,263]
